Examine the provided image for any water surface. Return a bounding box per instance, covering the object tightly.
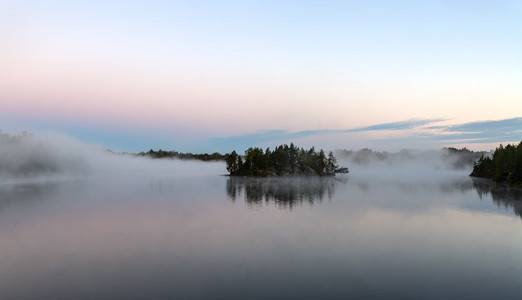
[1,170,522,299]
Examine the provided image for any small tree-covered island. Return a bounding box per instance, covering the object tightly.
[225,144,349,176]
[471,140,522,187]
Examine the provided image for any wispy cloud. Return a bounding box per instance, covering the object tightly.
[208,117,522,152]
[429,117,522,143]
[344,118,446,133]
[5,116,520,153]
[209,118,446,151]
[207,129,329,151]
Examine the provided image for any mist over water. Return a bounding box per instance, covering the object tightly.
[0,131,225,183]
[1,131,481,183]
[335,148,481,183]
[0,131,89,178]
[1,131,522,299]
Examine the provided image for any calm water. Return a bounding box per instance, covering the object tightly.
[1,168,522,299]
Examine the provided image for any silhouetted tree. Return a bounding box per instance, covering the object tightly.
[471,141,522,186]
[225,151,241,174]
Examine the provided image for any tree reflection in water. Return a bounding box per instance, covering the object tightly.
[472,178,522,219]
[226,176,346,209]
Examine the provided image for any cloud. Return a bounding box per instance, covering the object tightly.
[344,118,446,133]
[6,116,520,154]
[207,129,329,152]
[368,117,522,144]
[209,118,445,151]
[427,117,522,143]
[208,117,522,152]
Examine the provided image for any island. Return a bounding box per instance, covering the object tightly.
[470,140,522,187]
[224,144,348,176]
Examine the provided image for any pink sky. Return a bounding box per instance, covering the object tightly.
[1,1,521,152]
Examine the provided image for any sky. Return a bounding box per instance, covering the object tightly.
[1,0,521,153]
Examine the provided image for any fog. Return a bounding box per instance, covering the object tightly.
[0,131,225,183]
[0,130,487,185]
[335,148,484,182]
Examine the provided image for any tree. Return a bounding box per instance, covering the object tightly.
[326,151,337,175]
[225,151,241,174]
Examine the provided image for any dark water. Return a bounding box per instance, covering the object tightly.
[1,170,522,299]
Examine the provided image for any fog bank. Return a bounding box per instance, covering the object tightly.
[336,148,486,181]
[0,131,225,183]
[1,130,488,184]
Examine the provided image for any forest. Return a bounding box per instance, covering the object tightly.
[224,144,348,176]
[470,141,522,186]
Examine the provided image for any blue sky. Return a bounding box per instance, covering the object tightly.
[1,1,521,153]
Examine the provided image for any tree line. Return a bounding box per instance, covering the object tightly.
[470,141,522,186]
[137,149,225,161]
[225,143,348,176]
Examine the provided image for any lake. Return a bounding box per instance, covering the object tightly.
[1,163,522,299]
